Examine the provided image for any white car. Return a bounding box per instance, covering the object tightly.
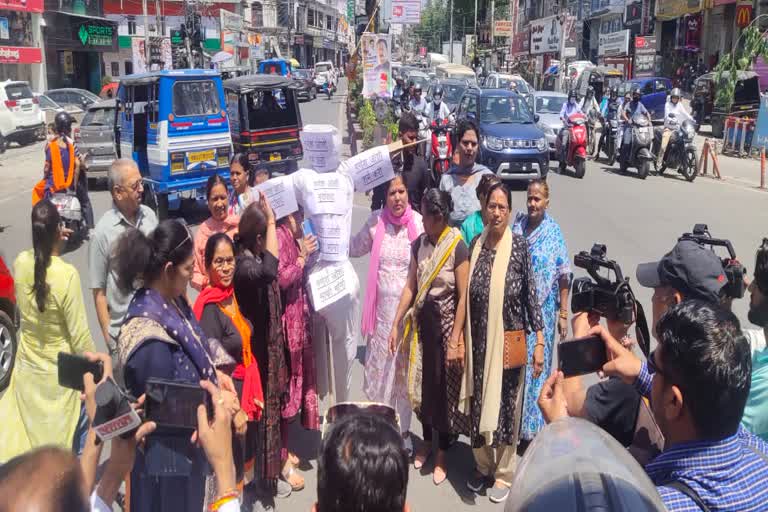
[314,61,336,86]
[0,80,45,149]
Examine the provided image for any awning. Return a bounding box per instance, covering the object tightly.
[46,10,112,21]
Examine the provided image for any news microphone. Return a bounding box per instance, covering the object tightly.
[92,377,142,442]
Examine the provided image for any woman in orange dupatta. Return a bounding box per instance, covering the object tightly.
[194,232,263,489]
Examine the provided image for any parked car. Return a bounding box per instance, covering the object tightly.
[531,91,568,155]
[0,225,17,392]
[455,88,549,180]
[293,68,317,101]
[75,99,117,180]
[618,77,672,122]
[0,80,45,149]
[427,78,469,113]
[314,61,336,86]
[35,93,84,127]
[45,88,100,112]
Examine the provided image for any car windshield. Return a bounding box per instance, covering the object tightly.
[294,70,309,79]
[5,83,32,100]
[82,107,114,126]
[315,64,331,73]
[511,80,530,93]
[172,80,221,117]
[411,76,429,90]
[536,95,567,114]
[480,95,534,123]
[81,90,100,102]
[37,95,59,109]
[443,84,466,103]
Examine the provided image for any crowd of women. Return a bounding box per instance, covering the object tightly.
[0,119,573,509]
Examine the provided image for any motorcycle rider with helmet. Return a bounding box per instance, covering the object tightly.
[656,87,693,168]
[409,84,428,116]
[393,77,405,104]
[597,87,622,158]
[558,90,583,161]
[620,86,651,162]
[425,86,451,123]
[580,86,600,117]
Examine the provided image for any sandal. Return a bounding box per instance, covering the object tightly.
[433,451,448,486]
[413,447,431,470]
[281,465,305,492]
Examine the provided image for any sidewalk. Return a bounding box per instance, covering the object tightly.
[693,128,767,191]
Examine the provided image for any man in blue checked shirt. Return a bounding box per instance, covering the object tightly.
[541,300,768,511]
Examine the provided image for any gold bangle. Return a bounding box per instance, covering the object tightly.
[535,342,545,349]
[559,310,568,319]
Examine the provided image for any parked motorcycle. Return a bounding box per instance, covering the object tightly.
[557,112,588,179]
[654,115,698,182]
[619,112,654,180]
[430,118,453,183]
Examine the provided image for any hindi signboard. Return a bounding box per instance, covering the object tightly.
[494,20,513,38]
[598,29,630,57]
[391,0,420,24]
[634,35,657,77]
[530,16,561,54]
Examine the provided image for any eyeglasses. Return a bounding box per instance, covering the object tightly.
[120,179,143,193]
[486,203,509,213]
[322,401,399,437]
[212,256,235,269]
[646,349,665,378]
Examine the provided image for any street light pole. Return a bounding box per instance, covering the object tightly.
[449,0,454,62]
[142,0,150,65]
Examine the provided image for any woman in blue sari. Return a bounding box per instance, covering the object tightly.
[512,179,571,443]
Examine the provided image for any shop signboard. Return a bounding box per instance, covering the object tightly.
[494,20,513,38]
[530,16,561,54]
[391,0,420,24]
[0,0,42,12]
[752,95,768,151]
[598,29,630,56]
[347,0,354,20]
[625,1,642,27]
[512,27,530,55]
[634,34,657,77]
[656,0,701,20]
[0,45,40,63]
[75,21,118,51]
[220,9,243,32]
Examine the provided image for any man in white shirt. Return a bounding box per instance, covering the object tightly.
[409,84,428,116]
[657,87,693,167]
[425,85,451,123]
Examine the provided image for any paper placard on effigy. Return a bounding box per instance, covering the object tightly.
[302,174,349,216]
[307,264,355,311]
[338,145,395,192]
[313,214,350,262]
[300,125,340,173]
[253,176,299,220]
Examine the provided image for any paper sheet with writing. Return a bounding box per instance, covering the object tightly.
[338,145,395,192]
[313,214,349,262]
[253,176,299,220]
[307,264,355,311]
[302,174,349,216]
[300,125,339,172]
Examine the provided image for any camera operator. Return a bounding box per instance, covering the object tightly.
[540,301,768,511]
[741,239,768,442]
[562,238,733,447]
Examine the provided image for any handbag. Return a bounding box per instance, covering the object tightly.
[503,330,527,370]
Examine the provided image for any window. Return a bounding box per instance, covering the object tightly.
[127,16,137,35]
[111,62,119,77]
[479,95,533,123]
[82,107,115,127]
[308,9,315,27]
[466,95,478,115]
[654,79,668,92]
[172,80,221,117]
[4,82,32,100]
[125,61,133,75]
[251,2,263,27]
[458,95,470,115]
[642,82,653,94]
[326,15,332,30]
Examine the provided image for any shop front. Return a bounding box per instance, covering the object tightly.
[44,8,118,92]
[0,0,44,90]
[598,29,631,73]
[703,0,736,69]
[656,0,702,76]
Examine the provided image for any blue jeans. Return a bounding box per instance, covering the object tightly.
[72,403,89,456]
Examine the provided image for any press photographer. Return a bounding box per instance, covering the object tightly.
[562,226,745,448]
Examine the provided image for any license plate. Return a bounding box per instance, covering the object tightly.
[188,149,215,163]
[269,153,282,161]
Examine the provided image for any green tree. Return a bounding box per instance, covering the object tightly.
[714,23,768,109]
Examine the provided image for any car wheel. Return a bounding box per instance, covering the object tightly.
[0,310,17,392]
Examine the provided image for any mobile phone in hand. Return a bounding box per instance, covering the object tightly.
[302,219,315,237]
[144,378,210,432]
[57,352,104,391]
[558,334,608,377]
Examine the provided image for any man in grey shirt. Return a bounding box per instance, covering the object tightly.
[89,159,158,355]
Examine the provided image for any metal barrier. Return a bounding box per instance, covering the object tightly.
[721,116,755,157]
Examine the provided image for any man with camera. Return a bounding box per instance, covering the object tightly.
[563,236,739,448]
[540,300,768,511]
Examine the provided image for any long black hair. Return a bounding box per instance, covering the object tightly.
[113,220,193,293]
[421,188,452,220]
[30,200,61,313]
[229,153,253,186]
[205,174,228,200]
[204,233,235,269]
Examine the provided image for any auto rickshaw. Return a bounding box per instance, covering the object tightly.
[691,71,760,138]
[576,66,624,103]
[258,58,292,77]
[223,75,303,175]
[116,69,232,219]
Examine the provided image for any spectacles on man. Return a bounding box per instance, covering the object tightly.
[120,178,143,193]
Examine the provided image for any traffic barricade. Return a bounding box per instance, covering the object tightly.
[721,116,755,157]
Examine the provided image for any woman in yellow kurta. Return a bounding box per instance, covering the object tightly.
[0,200,94,462]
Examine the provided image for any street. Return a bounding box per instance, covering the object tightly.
[1,80,767,511]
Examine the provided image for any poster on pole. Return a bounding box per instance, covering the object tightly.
[131,38,148,74]
[391,0,420,24]
[362,33,392,98]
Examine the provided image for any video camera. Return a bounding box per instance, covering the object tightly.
[571,244,635,325]
[679,224,746,299]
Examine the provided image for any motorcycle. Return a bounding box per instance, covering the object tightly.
[586,108,599,157]
[322,80,332,100]
[557,112,588,179]
[619,112,654,180]
[599,112,620,166]
[654,114,698,182]
[415,112,430,158]
[430,118,453,182]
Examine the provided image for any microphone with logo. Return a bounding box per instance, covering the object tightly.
[92,377,143,442]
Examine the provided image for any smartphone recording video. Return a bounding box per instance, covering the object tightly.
[558,334,608,377]
[57,352,104,391]
[144,378,209,432]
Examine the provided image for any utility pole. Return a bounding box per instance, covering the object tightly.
[490,0,495,67]
[449,0,454,61]
[558,6,568,93]
[142,0,150,65]
[474,0,478,37]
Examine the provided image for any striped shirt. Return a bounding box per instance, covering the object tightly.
[635,362,768,511]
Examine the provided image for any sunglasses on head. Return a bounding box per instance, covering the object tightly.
[322,401,400,437]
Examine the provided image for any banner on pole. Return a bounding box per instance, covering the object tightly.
[362,33,392,98]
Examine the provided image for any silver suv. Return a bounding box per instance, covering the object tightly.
[75,100,117,179]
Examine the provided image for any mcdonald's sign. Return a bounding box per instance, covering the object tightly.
[736,2,753,28]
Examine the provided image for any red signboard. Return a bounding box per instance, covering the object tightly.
[0,46,42,63]
[0,0,42,13]
[419,46,426,56]
[736,1,753,28]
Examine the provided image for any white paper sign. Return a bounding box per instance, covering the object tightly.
[308,264,355,311]
[300,125,340,173]
[303,174,349,216]
[338,145,394,193]
[313,214,350,262]
[254,176,298,220]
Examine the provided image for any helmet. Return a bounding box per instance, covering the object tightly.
[414,84,422,92]
[568,90,577,100]
[631,86,642,98]
[586,86,595,96]
[54,111,73,135]
[609,86,618,98]
[432,86,443,102]
[670,87,682,99]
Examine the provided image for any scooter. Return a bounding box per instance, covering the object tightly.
[619,113,654,179]
[415,112,430,158]
[654,114,698,182]
[557,112,588,179]
[322,81,332,100]
[430,118,453,182]
[599,110,620,166]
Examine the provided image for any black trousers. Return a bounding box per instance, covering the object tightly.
[422,420,452,451]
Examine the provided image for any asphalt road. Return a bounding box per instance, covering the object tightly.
[1,80,766,510]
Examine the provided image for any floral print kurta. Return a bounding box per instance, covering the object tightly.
[350,210,423,433]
